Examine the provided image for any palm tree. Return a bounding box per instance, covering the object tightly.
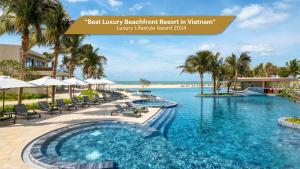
[0,0,46,103]
[81,44,107,79]
[178,50,212,95]
[286,59,300,79]
[42,2,71,103]
[209,52,223,95]
[253,62,277,77]
[225,52,251,90]
[61,35,85,98]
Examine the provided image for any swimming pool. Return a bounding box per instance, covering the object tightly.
[26,88,300,169]
[132,99,177,108]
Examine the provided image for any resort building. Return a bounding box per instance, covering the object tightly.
[0,44,68,79]
[237,77,294,93]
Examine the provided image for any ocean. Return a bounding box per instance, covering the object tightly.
[114,81,211,85]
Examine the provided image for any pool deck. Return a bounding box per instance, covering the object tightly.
[0,94,160,169]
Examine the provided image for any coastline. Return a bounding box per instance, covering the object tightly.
[111,84,212,89]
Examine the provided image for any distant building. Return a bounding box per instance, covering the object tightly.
[0,44,68,79]
[237,77,294,93]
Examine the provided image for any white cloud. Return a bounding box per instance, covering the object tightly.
[221,1,291,29]
[80,9,107,16]
[129,2,151,12]
[198,43,215,51]
[67,0,88,2]
[129,39,150,44]
[107,0,123,7]
[239,44,273,55]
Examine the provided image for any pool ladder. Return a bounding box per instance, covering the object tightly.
[145,107,177,138]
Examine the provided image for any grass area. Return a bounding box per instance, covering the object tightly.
[195,93,233,97]
[286,117,300,125]
[0,93,49,101]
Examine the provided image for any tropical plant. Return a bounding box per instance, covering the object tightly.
[253,62,277,77]
[81,44,106,79]
[209,52,222,95]
[277,67,290,77]
[285,59,300,79]
[0,59,19,77]
[61,35,85,78]
[178,50,212,95]
[225,52,251,90]
[61,35,85,98]
[0,0,48,103]
[217,64,232,94]
[139,78,151,88]
[42,1,71,103]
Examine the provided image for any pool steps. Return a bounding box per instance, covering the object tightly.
[144,107,177,138]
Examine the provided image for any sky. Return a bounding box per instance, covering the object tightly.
[0,0,299,81]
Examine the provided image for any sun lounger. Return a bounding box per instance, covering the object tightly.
[124,102,148,113]
[14,104,41,120]
[72,97,88,108]
[82,96,97,105]
[38,101,61,114]
[111,104,141,118]
[92,95,108,103]
[56,99,77,111]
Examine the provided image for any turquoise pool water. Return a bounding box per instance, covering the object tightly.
[39,88,300,169]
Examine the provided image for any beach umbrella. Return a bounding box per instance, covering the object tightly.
[99,78,115,84]
[29,76,71,103]
[63,77,89,97]
[64,77,89,86]
[85,78,106,85]
[0,76,35,116]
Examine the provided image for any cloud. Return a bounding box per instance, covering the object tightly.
[107,0,123,7]
[221,1,291,29]
[198,43,216,51]
[129,2,151,12]
[129,39,150,44]
[80,9,107,16]
[67,0,88,2]
[239,44,273,55]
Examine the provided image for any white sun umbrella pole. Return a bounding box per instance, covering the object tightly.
[0,76,36,116]
[63,77,89,98]
[29,76,71,104]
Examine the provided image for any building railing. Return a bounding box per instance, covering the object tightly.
[31,67,52,71]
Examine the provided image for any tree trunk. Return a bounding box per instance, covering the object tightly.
[51,40,59,104]
[18,27,30,104]
[227,81,231,94]
[213,75,216,95]
[68,64,72,99]
[200,73,204,95]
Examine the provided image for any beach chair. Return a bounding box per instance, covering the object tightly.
[111,104,141,118]
[82,96,97,105]
[72,97,88,108]
[56,99,77,111]
[14,104,41,120]
[124,102,148,113]
[92,95,107,104]
[38,101,61,114]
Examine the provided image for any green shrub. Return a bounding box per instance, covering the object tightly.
[80,89,97,99]
[0,93,49,101]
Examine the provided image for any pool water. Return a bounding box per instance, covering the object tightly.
[132,99,177,108]
[40,88,300,169]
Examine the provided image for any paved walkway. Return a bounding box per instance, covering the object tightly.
[0,94,160,169]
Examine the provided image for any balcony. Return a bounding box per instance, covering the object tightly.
[31,67,53,71]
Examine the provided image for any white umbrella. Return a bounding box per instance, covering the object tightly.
[30,76,71,86]
[99,78,115,84]
[85,78,105,85]
[0,76,35,115]
[63,77,89,97]
[64,77,89,86]
[29,76,71,103]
